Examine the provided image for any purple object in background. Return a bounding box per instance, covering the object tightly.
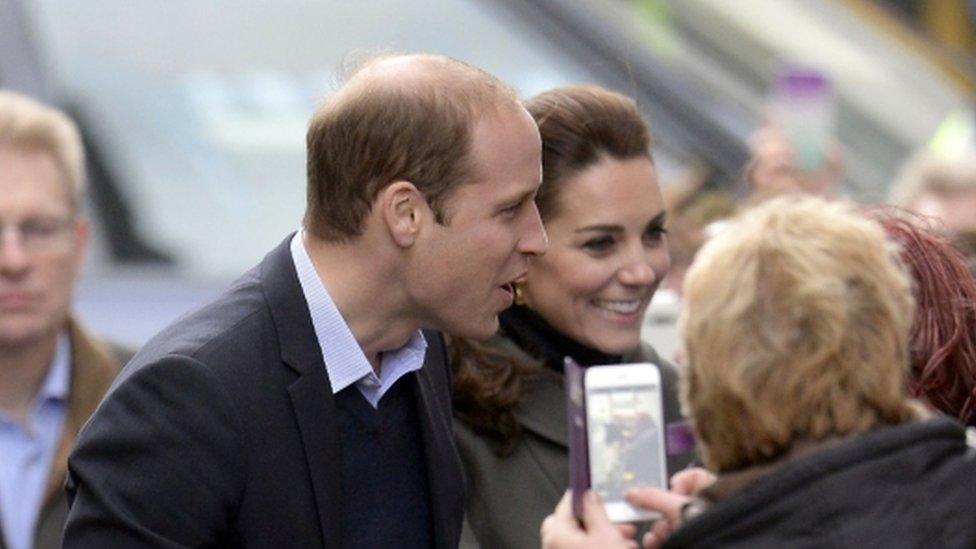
[666,421,696,455]
[776,67,829,97]
[772,65,834,171]
[564,357,589,521]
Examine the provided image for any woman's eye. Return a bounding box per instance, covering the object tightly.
[583,237,614,252]
[643,227,668,245]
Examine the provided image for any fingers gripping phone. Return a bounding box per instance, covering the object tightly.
[565,359,667,523]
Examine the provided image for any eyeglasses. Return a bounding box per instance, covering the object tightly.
[0,217,75,254]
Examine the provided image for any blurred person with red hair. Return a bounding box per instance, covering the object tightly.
[872,210,976,426]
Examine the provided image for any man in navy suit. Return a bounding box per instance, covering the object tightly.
[62,53,548,548]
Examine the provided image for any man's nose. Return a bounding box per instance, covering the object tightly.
[0,228,31,276]
[518,203,548,256]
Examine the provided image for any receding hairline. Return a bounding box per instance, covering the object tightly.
[318,52,519,119]
[302,53,524,238]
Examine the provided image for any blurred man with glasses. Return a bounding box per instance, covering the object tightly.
[0,90,128,549]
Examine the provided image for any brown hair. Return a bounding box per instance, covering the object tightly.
[304,53,517,241]
[528,85,652,222]
[451,85,654,455]
[872,210,976,425]
[682,196,920,473]
[0,90,85,213]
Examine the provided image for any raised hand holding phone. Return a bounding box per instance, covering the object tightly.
[748,66,844,199]
[771,66,835,172]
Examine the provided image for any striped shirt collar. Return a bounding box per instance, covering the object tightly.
[289,231,426,407]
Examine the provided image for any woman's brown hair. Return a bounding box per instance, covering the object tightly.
[451,85,654,455]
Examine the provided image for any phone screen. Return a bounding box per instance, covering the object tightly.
[586,382,665,513]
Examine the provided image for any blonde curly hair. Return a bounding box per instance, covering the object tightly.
[680,195,922,472]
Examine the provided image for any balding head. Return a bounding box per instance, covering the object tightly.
[304,53,520,241]
[344,53,508,96]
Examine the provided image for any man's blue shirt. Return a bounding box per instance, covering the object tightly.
[0,333,69,549]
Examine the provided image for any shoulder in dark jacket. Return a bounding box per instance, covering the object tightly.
[665,419,976,549]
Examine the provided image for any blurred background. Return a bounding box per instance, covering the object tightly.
[2,0,974,352]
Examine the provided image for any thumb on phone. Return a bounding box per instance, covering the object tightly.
[580,491,620,535]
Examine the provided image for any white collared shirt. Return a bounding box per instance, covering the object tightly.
[290,231,427,408]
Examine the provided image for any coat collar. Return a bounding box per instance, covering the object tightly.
[41,320,120,510]
[511,340,663,449]
[260,235,344,547]
[514,367,569,448]
[668,418,965,546]
[262,234,326,377]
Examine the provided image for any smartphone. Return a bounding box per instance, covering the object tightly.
[566,359,668,523]
[771,66,835,171]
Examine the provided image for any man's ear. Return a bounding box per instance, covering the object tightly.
[69,217,90,273]
[378,180,427,248]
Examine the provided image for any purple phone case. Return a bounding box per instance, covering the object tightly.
[666,421,696,455]
[564,356,589,520]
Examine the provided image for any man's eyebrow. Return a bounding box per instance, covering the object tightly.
[499,188,536,207]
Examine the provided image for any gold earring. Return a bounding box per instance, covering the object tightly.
[514,279,526,306]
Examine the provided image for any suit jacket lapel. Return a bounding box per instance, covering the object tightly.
[262,235,343,548]
[287,371,342,548]
[412,332,464,549]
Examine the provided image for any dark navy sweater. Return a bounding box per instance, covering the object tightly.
[334,375,432,548]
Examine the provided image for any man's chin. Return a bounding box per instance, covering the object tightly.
[447,315,499,341]
[0,321,56,349]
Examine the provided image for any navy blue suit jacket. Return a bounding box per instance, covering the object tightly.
[63,235,465,548]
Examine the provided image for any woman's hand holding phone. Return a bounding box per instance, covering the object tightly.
[541,491,637,549]
[542,468,718,549]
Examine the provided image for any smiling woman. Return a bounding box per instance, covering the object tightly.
[523,156,670,355]
[448,85,692,549]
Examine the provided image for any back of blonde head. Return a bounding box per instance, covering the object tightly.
[681,196,920,472]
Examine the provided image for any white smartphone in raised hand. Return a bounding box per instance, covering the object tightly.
[583,363,667,523]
